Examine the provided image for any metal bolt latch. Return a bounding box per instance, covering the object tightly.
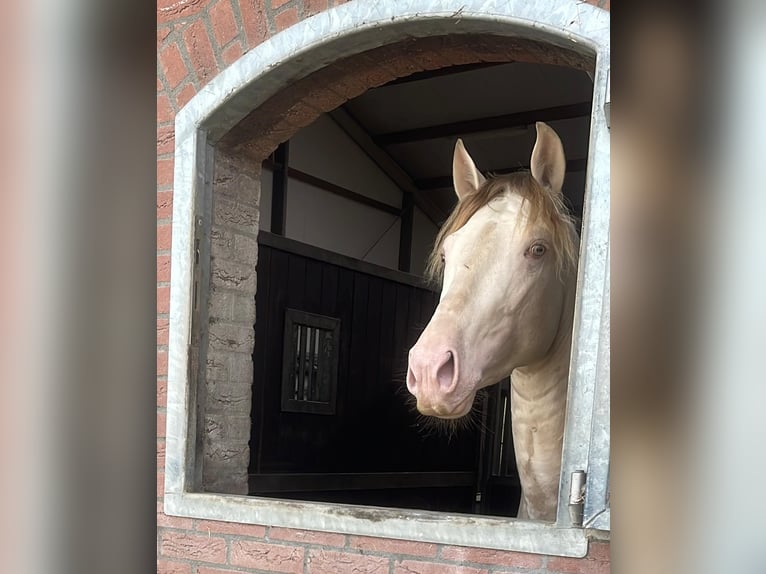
[568,470,586,527]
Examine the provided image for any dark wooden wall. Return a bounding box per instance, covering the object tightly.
[250,233,482,511]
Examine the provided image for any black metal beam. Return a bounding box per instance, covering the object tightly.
[290,168,401,216]
[328,107,447,226]
[414,158,589,191]
[373,102,592,146]
[270,141,289,235]
[383,62,507,87]
[263,158,401,216]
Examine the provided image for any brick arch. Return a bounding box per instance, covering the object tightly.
[158,0,608,114]
[220,33,594,160]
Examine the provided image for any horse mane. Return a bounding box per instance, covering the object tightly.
[424,172,579,285]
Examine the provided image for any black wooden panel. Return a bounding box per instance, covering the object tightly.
[250,239,486,500]
[259,231,430,289]
[361,277,383,410]
[335,268,354,420]
[286,255,306,309]
[347,273,369,411]
[251,245,271,474]
[320,264,339,316]
[377,281,397,391]
[257,248,290,472]
[304,258,323,315]
[406,285,423,350]
[392,283,412,386]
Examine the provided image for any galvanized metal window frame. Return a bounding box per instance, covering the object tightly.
[164,0,609,558]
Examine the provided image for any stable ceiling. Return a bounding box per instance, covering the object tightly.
[334,61,594,223]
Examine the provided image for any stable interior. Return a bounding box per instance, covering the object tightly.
[238,58,593,517]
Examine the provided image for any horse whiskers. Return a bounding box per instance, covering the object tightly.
[407,390,489,442]
[415,416,461,441]
[391,371,489,441]
[390,369,409,385]
[392,379,413,399]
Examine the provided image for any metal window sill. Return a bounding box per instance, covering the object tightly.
[164,491,589,557]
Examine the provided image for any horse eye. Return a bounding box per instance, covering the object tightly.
[528,244,547,258]
[440,252,446,263]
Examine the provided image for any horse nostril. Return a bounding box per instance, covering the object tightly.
[436,351,456,391]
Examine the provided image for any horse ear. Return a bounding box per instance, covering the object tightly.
[453,139,486,201]
[530,122,566,195]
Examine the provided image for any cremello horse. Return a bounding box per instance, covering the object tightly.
[406,123,578,521]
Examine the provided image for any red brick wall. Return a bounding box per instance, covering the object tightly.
[157,1,610,572]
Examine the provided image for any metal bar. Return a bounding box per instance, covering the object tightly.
[328,107,447,225]
[298,324,307,401]
[270,141,289,235]
[306,326,314,401]
[263,158,400,216]
[373,102,592,146]
[473,392,491,514]
[317,330,329,402]
[555,51,611,530]
[383,62,506,86]
[582,240,611,530]
[415,158,589,191]
[189,135,215,492]
[498,391,508,475]
[293,324,301,400]
[309,328,319,401]
[289,166,400,216]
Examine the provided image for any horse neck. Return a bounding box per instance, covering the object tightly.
[509,301,573,520]
[510,274,576,406]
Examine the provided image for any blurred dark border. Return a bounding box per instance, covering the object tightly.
[612,2,717,574]
[59,2,158,573]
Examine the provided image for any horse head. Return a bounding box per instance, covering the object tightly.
[406,122,578,419]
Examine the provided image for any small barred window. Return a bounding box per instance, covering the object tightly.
[281,309,340,415]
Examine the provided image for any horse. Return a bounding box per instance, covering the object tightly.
[406,122,579,521]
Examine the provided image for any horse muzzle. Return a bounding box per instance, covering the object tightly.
[406,346,473,418]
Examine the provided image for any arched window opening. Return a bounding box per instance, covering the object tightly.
[238,58,593,518]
